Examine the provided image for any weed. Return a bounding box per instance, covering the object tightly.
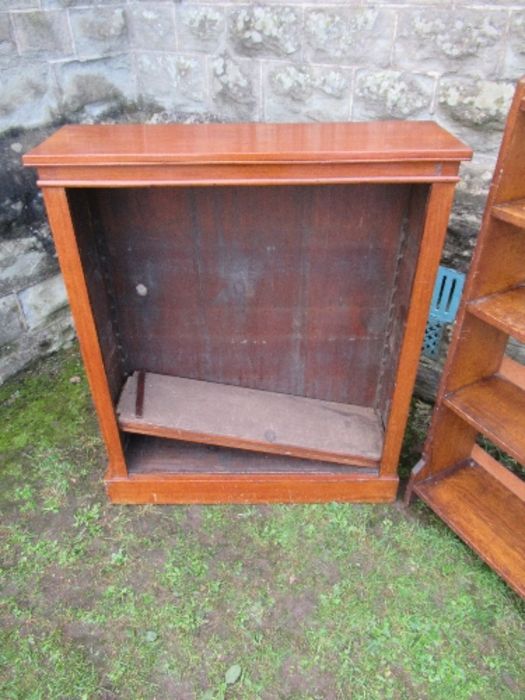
[74,503,102,537]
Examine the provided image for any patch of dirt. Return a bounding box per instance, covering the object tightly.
[501,671,522,694]
[390,663,419,697]
[347,551,377,576]
[17,497,78,542]
[197,607,232,638]
[122,548,166,593]
[183,505,205,532]
[62,619,109,667]
[267,589,318,632]
[265,654,338,699]
[39,563,106,614]
[154,675,196,700]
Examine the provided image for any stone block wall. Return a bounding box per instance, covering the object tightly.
[1,0,524,384]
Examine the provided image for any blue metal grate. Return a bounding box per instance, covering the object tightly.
[423,265,465,358]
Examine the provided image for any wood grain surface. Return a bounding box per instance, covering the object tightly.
[468,286,525,342]
[106,472,398,505]
[94,184,410,407]
[415,459,525,598]
[126,436,377,475]
[118,372,383,467]
[492,198,525,228]
[26,119,471,504]
[408,78,525,596]
[444,375,525,465]
[24,121,472,166]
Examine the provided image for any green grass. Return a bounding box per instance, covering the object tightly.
[0,346,524,699]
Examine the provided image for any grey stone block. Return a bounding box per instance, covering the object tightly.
[43,1,121,6]
[127,3,176,51]
[0,1,39,10]
[437,77,515,153]
[212,52,258,120]
[12,9,73,56]
[453,0,525,4]
[56,54,135,117]
[135,52,206,111]
[508,337,525,366]
[229,5,300,58]
[0,294,24,346]
[18,273,67,329]
[353,70,434,120]
[503,12,525,80]
[0,13,16,59]
[304,7,395,67]
[450,155,494,236]
[177,4,225,53]
[0,60,58,132]
[0,307,74,385]
[0,237,57,297]
[395,9,506,77]
[69,6,128,58]
[265,63,351,122]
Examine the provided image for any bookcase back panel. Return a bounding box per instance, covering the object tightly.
[90,183,413,405]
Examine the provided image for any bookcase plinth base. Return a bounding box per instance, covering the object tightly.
[105,472,398,505]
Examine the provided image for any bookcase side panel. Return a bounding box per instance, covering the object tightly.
[41,186,127,479]
[380,182,457,477]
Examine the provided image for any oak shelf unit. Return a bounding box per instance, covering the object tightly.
[24,121,470,504]
[407,78,525,598]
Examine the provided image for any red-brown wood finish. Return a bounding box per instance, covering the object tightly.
[407,77,525,597]
[117,372,383,467]
[25,121,471,504]
[380,182,457,476]
[40,188,126,479]
[24,121,472,166]
[94,184,410,406]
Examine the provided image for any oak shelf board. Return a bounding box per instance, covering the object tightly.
[414,459,525,598]
[444,375,525,466]
[467,286,525,342]
[117,372,383,467]
[492,198,525,229]
[470,444,525,500]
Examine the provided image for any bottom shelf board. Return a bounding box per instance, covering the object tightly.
[414,459,525,598]
[105,437,397,504]
[117,371,383,467]
[126,436,377,475]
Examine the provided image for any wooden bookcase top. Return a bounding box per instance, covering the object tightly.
[24,121,471,167]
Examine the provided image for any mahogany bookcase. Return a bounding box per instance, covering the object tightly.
[24,122,471,504]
